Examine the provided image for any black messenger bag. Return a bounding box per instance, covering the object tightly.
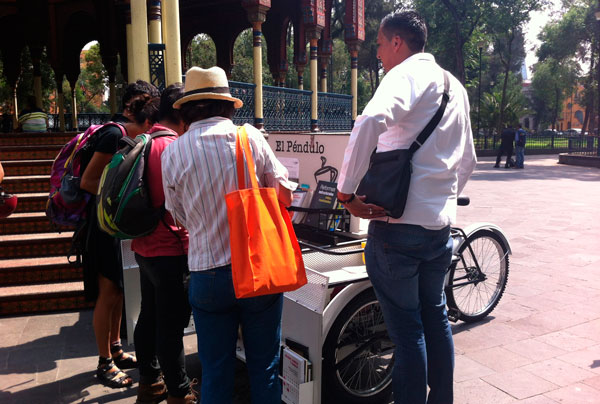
[356,70,450,218]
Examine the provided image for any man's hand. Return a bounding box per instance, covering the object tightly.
[337,192,386,219]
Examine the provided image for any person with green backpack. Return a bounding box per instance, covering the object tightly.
[79,81,160,389]
[129,84,198,404]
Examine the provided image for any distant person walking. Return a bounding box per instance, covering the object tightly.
[514,124,526,169]
[18,96,48,132]
[495,124,515,168]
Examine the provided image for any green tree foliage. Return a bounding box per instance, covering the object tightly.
[535,0,596,133]
[531,57,579,130]
[485,0,546,134]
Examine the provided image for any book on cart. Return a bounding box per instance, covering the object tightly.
[303,180,337,229]
[281,346,312,404]
[290,188,313,224]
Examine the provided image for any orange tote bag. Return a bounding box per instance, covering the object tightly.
[225,127,307,299]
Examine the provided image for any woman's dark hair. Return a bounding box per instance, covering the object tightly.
[122,80,160,109]
[380,10,427,53]
[158,83,184,124]
[129,95,160,125]
[179,99,236,126]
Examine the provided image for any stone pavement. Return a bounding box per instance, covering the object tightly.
[0,155,599,404]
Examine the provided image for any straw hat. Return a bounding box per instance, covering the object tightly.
[173,66,243,109]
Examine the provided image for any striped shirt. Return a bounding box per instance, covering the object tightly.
[19,111,48,132]
[161,117,296,272]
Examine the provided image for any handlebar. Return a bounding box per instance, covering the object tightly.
[457,196,470,206]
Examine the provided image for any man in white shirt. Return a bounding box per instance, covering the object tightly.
[336,10,476,404]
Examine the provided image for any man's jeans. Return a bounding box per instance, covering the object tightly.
[189,266,283,404]
[515,145,525,168]
[365,221,454,404]
[134,254,192,397]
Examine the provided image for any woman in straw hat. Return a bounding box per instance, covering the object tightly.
[161,66,296,404]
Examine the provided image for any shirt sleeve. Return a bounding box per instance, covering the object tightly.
[161,145,187,226]
[245,124,297,192]
[457,89,477,196]
[337,70,414,194]
[95,125,124,154]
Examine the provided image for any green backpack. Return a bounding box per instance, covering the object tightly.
[97,130,173,239]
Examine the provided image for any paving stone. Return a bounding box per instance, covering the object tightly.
[544,383,600,404]
[556,344,600,375]
[454,355,496,383]
[503,339,568,362]
[521,358,597,387]
[517,396,559,404]
[535,331,597,352]
[582,375,600,391]
[454,378,517,404]
[564,320,600,343]
[465,346,532,372]
[482,368,559,400]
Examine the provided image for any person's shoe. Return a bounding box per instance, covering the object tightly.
[493,164,500,168]
[136,377,168,404]
[166,379,199,404]
[504,165,511,168]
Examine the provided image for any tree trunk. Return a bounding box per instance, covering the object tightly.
[496,32,514,136]
[440,0,466,84]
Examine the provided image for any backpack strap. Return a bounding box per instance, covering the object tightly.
[408,70,451,155]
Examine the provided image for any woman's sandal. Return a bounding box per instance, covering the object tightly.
[96,361,133,388]
[110,343,138,369]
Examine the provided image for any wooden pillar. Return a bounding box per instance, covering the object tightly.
[309,37,319,131]
[68,79,78,131]
[302,0,325,131]
[344,0,365,125]
[148,0,162,44]
[31,48,43,109]
[131,0,150,82]
[253,21,265,130]
[55,74,65,131]
[12,87,18,129]
[162,0,182,85]
[125,5,135,82]
[243,1,270,131]
[350,48,358,122]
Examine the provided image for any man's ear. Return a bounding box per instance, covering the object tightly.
[393,35,403,52]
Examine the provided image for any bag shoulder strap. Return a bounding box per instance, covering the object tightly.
[408,70,451,155]
[235,126,259,189]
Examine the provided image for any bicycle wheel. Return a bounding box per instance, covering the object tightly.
[322,289,394,404]
[446,229,509,323]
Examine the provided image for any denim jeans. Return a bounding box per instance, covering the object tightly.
[189,266,283,404]
[515,145,525,168]
[365,221,454,404]
[134,254,192,397]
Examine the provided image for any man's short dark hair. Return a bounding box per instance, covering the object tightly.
[158,83,184,124]
[380,10,427,53]
[179,99,236,126]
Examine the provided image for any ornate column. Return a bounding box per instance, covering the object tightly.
[344,0,365,124]
[148,0,162,43]
[162,0,182,84]
[318,38,332,93]
[31,47,43,108]
[302,0,325,131]
[125,4,135,82]
[242,0,271,131]
[55,72,66,132]
[293,22,307,90]
[67,77,78,131]
[131,0,150,82]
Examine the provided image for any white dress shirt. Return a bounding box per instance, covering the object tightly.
[337,53,477,227]
[161,117,296,272]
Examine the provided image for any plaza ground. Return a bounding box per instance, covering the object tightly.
[1,155,599,403]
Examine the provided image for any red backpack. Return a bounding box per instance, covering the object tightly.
[46,123,125,227]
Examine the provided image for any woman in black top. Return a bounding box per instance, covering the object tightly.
[80,83,160,388]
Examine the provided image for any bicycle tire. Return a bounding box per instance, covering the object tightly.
[446,229,509,323]
[322,289,394,404]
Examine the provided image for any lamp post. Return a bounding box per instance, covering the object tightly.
[477,41,485,144]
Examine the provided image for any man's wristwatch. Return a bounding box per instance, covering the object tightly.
[338,193,356,204]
